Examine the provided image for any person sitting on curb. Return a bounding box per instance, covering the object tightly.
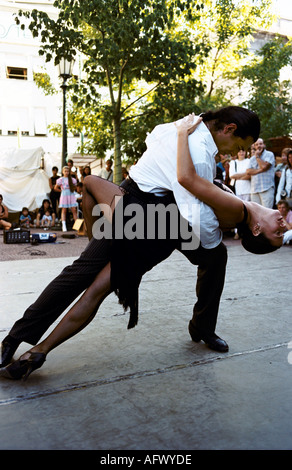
[277,199,292,245]
[0,194,12,230]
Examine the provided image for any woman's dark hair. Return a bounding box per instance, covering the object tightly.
[82,166,91,177]
[41,199,51,208]
[201,106,260,142]
[237,221,279,255]
[39,199,54,216]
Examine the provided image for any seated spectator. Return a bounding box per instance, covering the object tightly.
[0,194,12,230]
[277,199,292,245]
[36,199,56,228]
[41,210,53,228]
[19,207,34,228]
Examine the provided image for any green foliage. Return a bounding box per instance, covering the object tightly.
[15,0,206,182]
[15,0,292,175]
[33,70,57,95]
[242,37,292,140]
[186,0,275,101]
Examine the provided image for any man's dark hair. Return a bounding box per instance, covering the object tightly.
[201,106,260,142]
[237,221,279,255]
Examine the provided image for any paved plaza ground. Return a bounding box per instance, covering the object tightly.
[0,228,291,451]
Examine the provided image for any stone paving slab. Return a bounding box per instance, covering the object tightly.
[0,243,291,450]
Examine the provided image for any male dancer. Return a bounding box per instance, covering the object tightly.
[1,107,260,367]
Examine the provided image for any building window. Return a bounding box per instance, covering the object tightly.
[6,67,28,80]
[6,108,29,134]
[34,108,47,136]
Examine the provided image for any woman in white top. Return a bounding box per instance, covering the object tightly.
[229,149,251,201]
[276,150,292,205]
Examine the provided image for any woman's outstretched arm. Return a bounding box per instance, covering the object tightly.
[176,115,244,226]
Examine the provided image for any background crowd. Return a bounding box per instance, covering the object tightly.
[0,140,291,244]
[0,158,128,233]
[216,138,292,244]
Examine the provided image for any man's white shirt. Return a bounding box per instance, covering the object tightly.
[129,117,222,249]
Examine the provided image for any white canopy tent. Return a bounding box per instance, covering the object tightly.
[0,147,50,212]
[0,147,98,213]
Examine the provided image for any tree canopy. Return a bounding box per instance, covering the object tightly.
[241,36,292,141]
[15,0,292,178]
[16,0,208,182]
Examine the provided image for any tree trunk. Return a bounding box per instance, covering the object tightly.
[113,117,122,185]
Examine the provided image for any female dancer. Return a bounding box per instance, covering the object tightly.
[0,114,285,380]
[55,166,78,231]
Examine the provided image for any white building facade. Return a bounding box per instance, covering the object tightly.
[0,0,80,156]
[0,0,291,156]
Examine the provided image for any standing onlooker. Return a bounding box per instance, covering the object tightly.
[67,159,79,181]
[55,166,78,232]
[274,148,291,198]
[0,194,12,230]
[246,138,275,208]
[229,149,251,240]
[49,166,61,218]
[97,159,113,181]
[276,149,292,206]
[122,167,129,180]
[74,182,83,217]
[229,149,251,201]
[81,165,91,182]
[249,143,256,157]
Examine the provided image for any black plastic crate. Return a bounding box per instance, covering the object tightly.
[3,229,30,244]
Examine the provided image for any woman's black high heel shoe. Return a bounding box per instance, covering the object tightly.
[0,352,46,381]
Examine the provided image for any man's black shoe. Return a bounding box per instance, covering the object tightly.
[188,321,229,352]
[0,336,20,368]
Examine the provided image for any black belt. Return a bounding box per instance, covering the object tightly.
[120,177,174,204]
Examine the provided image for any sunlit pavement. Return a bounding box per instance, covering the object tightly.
[0,243,291,450]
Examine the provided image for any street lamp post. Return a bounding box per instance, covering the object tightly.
[58,57,75,169]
